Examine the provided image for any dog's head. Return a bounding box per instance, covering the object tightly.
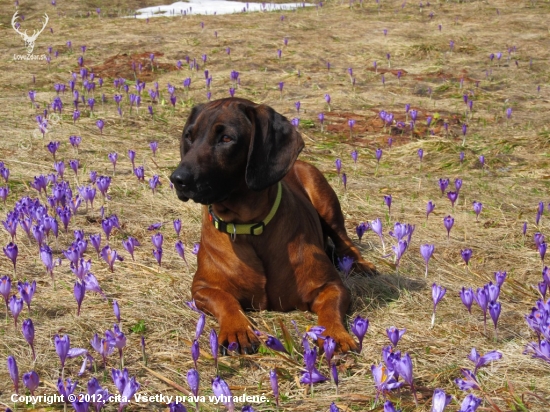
[170,98,304,204]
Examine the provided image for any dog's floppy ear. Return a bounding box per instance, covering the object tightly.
[244,104,304,191]
[180,104,205,157]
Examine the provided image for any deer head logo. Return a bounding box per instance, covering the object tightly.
[12,11,49,54]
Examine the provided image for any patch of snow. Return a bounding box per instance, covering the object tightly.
[134,0,313,18]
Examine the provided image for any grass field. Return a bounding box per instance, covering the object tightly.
[1,0,550,410]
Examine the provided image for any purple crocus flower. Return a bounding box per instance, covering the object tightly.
[153,248,163,267]
[134,166,145,181]
[111,368,140,410]
[23,370,40,395]
[3,242,18,274]
[372,363,402,398]
[447,191,458,208]
[351,150,358,163]
[431,283,446,327]
[17,280,36,312]
[191,339,200,369]
[128,150,136,169]
[89,234,101,257]
[175,240,188,267]
[350,315,369,352]
[356,222,369,242]
[300,352,328,386]
[74,280,86,316]
[57,377,77,401]
[469,348,502,373]
[210,329,218,369]
[420,244,434,278]
[438,178,449,195]
[539,242,547,264]
[211,376,234,411]
[458,394,482,412]
[538,281,547,298]
[494,271,507,287]
[0,186,9,203]
[8,355,19,394]
[96,176,111,198]
[384,195,392,215]
[195,313,206,341]
[383,401,401,412]
[471,201,483,222]
[461,249,472,266]
[426,201,435,220]
[460,287,474,313]
[392,240,408,269]
[21,318,36,360]
[270,369,279,407]
[454,178,463,193]
[192,243,200,255]
[9,295,23,328]
[371,218,385,252]
[101,246,121,272]
[485,281,502,304]
[431,388,452,412]
[84,273,105,297]
[318,113,325,130]
[91,333,115,367]
[323,336,336,366]
[150,141,158,157]
[0,275,11,311]
[375,148,383,164]
[108,152,118,174]
[96,119,104,134]
[54,334,71,369]
[331,363,338,393]
[334,158,342,175]
[386,326,406,347]
[489,301,502,339]
[101,218,113,241]
[187,367,199,398]
[443,215,454,239]
[395,352,417,403]
[122,237,140,260]
[173,219,182,237]
[113,300,121,324]
[266,335,288,354]
[474,288,489,333]
[87,377,109,412]
[47,141,61,160]
[54,161,65,179]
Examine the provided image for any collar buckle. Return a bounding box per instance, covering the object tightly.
[249,222,265,235]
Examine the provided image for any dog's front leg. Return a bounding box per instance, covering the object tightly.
[311,282,358,352]
[193,287,260,354]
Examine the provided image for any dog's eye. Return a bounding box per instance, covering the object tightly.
[220,135,233,143]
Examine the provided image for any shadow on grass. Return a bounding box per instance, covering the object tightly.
[345,270,427,312]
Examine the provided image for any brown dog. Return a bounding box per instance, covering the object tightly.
[170,98,376,353]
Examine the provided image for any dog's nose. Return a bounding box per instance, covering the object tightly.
[170,168,193,188]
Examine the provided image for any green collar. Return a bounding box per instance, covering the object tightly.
[208,182,282,238]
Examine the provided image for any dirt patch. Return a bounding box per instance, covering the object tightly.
[90,51,177,81]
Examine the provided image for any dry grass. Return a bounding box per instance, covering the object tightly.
[1,0,550,410]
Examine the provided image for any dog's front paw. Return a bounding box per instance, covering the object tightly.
[325,328,358,353]
[353,259,379,277]
[219,318,260,355]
